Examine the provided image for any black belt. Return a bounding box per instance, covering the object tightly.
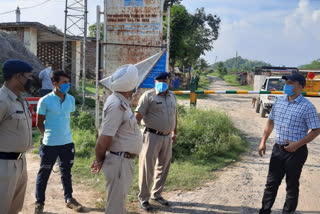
[145,127,170,136]
[275,143,288,147]
[0,152,24,160]
[110,151,137,159]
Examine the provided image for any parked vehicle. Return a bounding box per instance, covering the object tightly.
[254,67,297,118]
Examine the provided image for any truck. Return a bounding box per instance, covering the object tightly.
[299,69,320,93]
[254,67,298,118]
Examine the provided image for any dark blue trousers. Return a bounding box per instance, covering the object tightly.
[35,143,75,204]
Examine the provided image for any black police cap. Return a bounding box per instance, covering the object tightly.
[155,72,170,80]
[2,59,33,76]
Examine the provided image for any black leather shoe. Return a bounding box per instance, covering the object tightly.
[140,201,151,211]
[152,196,169,206]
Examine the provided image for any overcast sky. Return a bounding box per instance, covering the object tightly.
[1,0,319,66]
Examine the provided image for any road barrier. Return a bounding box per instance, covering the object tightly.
[173,90,320,106]
[26,97,41,127]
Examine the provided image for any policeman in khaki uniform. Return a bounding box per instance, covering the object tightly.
[0,59,33,214]
[91,64,143,214]
[136,72,177,211]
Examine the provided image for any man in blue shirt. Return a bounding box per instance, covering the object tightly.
[258,73,320,214]
[34,70,82,214]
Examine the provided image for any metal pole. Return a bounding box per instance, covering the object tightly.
[82,0,88,107]
[173,90,320,96]
[16,6,21,22]
[95,5,101,129]
[62,0,68,70]
[103,0,107,77]
[166,6,171,73]
[102,0,111,99]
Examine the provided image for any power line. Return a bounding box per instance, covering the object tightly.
[0,10,16,16]
[0,0,54,16]
[20,0,53,10]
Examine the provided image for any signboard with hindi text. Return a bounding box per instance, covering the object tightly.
[104,0,165,78]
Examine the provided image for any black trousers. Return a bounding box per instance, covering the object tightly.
[259,144,308,214]
[35,143,75,204]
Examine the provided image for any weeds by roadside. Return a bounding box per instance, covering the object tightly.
[31,98,248,206]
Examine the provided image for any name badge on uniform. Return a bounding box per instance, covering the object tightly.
[16,110,24,114]
[156,102,162,104]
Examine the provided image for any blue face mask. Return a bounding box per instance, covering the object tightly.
[59,83,70,94]
[283,84,295,96]
[156,82,168,93]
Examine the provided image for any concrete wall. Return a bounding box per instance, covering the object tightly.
[71,41,81,90]
[23,27,37,56]
[85,40,97,79]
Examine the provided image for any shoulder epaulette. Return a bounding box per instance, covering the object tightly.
[119,103,127,112]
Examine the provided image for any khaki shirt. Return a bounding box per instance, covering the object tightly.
[136,89,177,134]
[0,85,32,153]
[100,92,143,154]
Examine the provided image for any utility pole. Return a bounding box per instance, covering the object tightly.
[15,6,20,22]
[82,0,88,108]
[166,5,171,73]
[62,0,88,107]
[95,5,101,129]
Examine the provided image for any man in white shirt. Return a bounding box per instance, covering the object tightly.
[39,65,54,96]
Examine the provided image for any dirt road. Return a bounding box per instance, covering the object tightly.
[21,76,320,213]
[159,76,320,214]
[21,154,104,214]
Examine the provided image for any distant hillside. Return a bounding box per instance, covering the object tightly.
[299,59,320,70]
[210,56,271,72]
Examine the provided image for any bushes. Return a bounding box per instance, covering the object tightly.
[69,89,96,108]
[173,105,246,162]
[73,128,96,158]
[70,104,246,165]
[71,110,95,131]
[71,110,97,158]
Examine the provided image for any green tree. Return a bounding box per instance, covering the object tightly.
[211,56,271,72]
[164,5,192,70]
[164,0,182,10]
[299,59,320,70]
[165,5,220,73]
[194,58,209,71]
[216,62,227,75]
[88,23,104,39]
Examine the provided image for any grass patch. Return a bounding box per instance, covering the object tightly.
[79,80,103,95]
[69,89,96,108]
[223,74,253,91]
[31,103,248,206]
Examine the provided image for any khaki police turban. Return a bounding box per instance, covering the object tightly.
[100,64,138,92]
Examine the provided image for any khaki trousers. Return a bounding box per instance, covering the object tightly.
[102,152,134,214]
[138,132,172,202]
[0,156,27,214]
